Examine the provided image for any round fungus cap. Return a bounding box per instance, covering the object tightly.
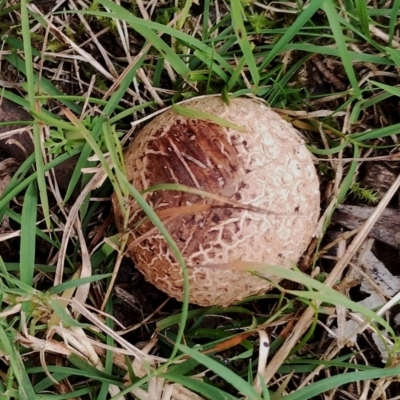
[113,96,320,307]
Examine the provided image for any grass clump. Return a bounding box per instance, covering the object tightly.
[1,0,400,399]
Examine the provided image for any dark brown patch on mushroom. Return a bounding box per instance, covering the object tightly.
[222,229,234,245]
[126,119,247,258]
[212,214,221,223]
[143,120,241,196]
[191,254,205,265]
[223,208,233,218]
[234,193,242,201]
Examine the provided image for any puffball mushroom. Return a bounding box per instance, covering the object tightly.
[113,96,320,307]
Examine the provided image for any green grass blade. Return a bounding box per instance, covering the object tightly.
[172,104,247,131]
[71,115,190,361]
[258,0,325,71]
[19,0,50,229]
[47,298,88,328]
[227,55,247,92]
[0,271,39,295]
[0,326,14,358]
[385,47,400,67]
[157,306,253,331]
[97,299,116,400]
[350,122,400,141]
[19,182,37,292]
[177,0,194,30]
[0,326,36,400]
[265,54,309,103]
[113,169,190,360]
[86,7,191,79]
[355,0,370,39]
[163,373,238,400]
[388,0,400,46]
[48,273,112,295]
[201,0,211,39]
[128,26,191,79]
[36,387,95,399]
[281,43,391,64]
[67,353,124,385]
[3,54,82,114]
[230,0,259,88]
[321,0,361,97]
[0,152,35,221]
[370,80,400,97]
[337,143,359,203]
[33,373,70,392]
[27,363,123,386]
[15,349,37,400]
[285,367,400,400]
[249,262,394,336]
[84,1,234,74]
[192,49,229,82]
[64,52,147,204]
[173,343,262,400]
[0,149,81,212]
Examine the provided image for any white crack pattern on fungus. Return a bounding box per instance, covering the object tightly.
[113,96,320,307]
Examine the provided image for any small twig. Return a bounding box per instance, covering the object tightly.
[311,55,348,92]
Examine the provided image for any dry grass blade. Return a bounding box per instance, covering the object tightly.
[253,330,270,396]
[51,323,124,398]
[29,5,115,80]
[69,298,166,364]
[72,217,91,311]
[55,167,107,285]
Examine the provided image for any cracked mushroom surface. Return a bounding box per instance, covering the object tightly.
[113,96,320,307]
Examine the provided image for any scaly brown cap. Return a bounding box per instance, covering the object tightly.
[113,96,320,307]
